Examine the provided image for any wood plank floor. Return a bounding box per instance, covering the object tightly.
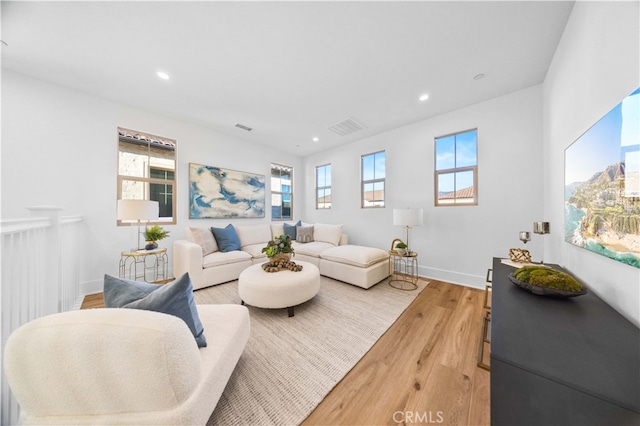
[303,280,490,426]
[81,279,490,425]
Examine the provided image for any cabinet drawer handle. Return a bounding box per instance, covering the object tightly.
[486,268,493,283]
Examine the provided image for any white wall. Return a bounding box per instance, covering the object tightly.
[543,1,640,326]
[1,70,302,295]
[303,85,545,288]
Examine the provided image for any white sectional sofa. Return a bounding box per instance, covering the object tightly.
[174,222,390,290]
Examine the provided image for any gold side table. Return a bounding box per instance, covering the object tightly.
[119,248,168,283]
[389,250,418,291]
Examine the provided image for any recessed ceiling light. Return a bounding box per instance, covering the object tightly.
[157,71,170,80]
[312,137,319,142]
[473,73,485,80]
[419,93,429,102]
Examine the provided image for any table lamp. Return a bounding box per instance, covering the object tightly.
[393,208,423,253]
[117,199,159,250]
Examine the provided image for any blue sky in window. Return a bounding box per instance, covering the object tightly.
[565,87,639,184]
[362,151,386,180]
[436,130,477,192]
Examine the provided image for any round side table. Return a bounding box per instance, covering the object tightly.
[389,250,418,291]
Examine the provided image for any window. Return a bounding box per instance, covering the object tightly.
[316,164,332,209]
[361,151,385,208]
[271,163,293,220]
[117,128,176,224]
[435,129,478,206]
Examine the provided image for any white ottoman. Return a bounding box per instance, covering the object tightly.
[238,261,321,317]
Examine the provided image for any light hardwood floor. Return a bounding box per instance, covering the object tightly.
[303,280,490,426]
[81,279,490,425]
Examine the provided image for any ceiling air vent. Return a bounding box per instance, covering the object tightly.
[327,117,366,137]
[235,123,253,132]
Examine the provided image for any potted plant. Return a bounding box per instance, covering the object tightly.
[144,225,170,250]
[395,242,408,256]
[261,234,295,261]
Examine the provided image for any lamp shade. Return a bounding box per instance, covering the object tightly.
[117,199,159,221]
[393,208,423,226]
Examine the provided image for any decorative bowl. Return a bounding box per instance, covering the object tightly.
[508,273,588,298]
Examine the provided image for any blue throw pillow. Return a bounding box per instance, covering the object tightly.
[283,220,302,240]
[211,224,241,252]
[103,273,207,348]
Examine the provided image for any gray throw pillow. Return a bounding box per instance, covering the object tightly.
[296,225,314,243]
[103,273,207,347]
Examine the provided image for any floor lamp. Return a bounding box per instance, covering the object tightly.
[393,208,423,253]
[117,199,159,251]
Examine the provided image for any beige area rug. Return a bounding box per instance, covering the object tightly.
[193,275,428,426]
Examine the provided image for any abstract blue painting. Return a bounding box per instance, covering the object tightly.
[189,163,265,219]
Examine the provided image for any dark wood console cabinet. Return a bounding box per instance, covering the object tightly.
[490,257,639,425]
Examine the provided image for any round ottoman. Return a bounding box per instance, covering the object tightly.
[238,261,320,317]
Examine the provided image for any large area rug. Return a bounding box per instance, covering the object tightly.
[193,275,428,425]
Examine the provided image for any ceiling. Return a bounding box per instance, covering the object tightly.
[1,1,574,156]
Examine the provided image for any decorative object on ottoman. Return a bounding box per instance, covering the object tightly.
[239,261,320,317]
[262,258,304,273]
[508,248,531,263]
[144,224,170,250]
[508,266,587,297]
[262,234,294,262]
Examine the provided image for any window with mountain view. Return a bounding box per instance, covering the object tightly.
[435,129,478,206]
[362,151,385,208]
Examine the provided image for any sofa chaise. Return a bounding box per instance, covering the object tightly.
[174,222,390,290]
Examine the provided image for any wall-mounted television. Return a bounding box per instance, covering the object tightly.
[565,87,640,268]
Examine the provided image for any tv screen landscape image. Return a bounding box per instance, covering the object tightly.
[565,87,640,268]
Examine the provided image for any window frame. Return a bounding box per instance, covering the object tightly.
[361,150,386,209]
[271,163,293,221]
[316,163,332,209]
[117,127,177,226]
[434,129,478,207]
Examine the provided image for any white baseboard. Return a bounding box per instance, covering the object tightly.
[418,265,487,290]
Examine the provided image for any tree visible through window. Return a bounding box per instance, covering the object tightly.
[271,163,293,220]
[435,129,478,206]
[316,164,332,209]
[117,128,176,224]
[362,151,385,208]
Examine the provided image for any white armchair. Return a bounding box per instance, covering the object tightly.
[4,305,250,425]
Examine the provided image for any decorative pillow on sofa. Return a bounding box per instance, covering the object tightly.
[297,225,314,243]
[313,223,343,246]
[187,227,218,256]
[211,224,241,252]
[103,273,207,347]
[284,220,302,240]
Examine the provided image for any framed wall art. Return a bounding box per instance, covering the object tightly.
[564,87,640,268]
[189,163,265,219]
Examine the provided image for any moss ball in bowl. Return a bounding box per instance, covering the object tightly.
[509,266,587,297]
